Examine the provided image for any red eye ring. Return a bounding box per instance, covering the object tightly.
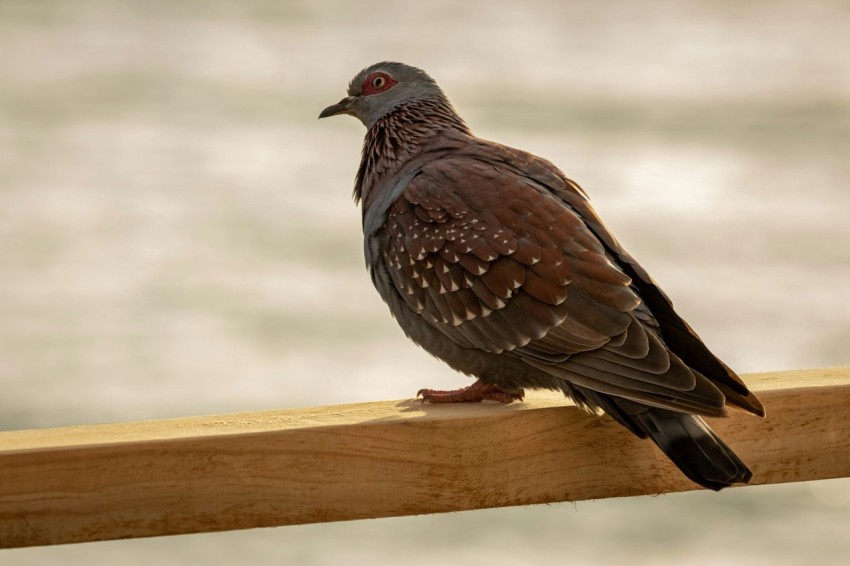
[363,72,397,95]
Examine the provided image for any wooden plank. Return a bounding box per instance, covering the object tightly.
[1,366,849,548]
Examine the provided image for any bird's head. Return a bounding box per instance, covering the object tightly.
[319,62,446,128]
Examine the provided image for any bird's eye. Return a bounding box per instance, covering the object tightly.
[363,72,396,95]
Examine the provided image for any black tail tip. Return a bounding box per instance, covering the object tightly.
[634,410,754,491]
[666,436,753,491]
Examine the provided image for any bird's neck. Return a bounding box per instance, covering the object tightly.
[354,97,471,208]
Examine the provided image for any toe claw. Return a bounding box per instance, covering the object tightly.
[414,380,525,404]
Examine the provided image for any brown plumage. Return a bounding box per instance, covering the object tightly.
[320,62,765,491]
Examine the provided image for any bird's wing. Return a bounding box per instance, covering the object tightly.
[382,153,730,416]
[485,142,764,416]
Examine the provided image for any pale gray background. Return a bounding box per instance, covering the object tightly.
[1,1,849,564]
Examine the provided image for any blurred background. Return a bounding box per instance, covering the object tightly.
[1,0,849,564]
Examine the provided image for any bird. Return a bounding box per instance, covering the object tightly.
[319,62,765,491]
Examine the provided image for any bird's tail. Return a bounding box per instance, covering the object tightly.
[575,388,753,490]
[632,409,752,491]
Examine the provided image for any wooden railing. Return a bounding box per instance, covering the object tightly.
[1,366,849,548]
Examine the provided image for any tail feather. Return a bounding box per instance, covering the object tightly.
[633,410,751,491]
[576,388,752,490]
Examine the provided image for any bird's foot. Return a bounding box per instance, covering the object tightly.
[417,379,524,404]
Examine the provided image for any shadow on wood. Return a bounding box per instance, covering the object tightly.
[1,366,849,548]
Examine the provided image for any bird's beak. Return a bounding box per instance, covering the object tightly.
[319,96,356,119]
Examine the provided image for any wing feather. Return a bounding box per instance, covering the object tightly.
[378,151,759,417]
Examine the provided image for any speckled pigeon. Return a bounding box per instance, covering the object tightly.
[319,62,765,491]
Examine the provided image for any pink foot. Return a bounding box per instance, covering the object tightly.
[417,379,524,404]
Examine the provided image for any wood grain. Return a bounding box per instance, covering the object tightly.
[1,366,849,548]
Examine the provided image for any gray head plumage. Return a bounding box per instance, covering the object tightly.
[319,62,449,128]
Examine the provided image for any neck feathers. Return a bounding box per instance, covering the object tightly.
[354,96,471,207]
